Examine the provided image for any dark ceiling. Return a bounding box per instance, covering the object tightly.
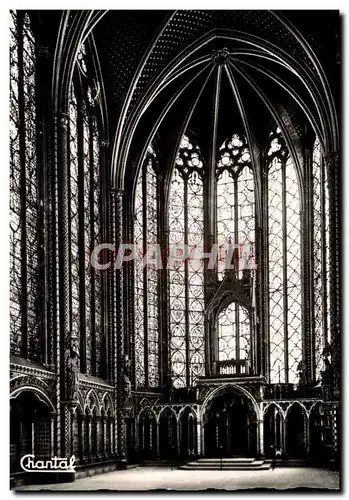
[26,9,340,186]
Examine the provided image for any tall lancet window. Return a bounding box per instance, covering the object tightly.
[69,88,80,361]
[10,11,39,358]
[267,127,302,384]
[169,135,205,388]
[312,137,330,379]
[134,145,159,388]
[69,43,104,376]
[216,134,255,279]
[218,302,251,362]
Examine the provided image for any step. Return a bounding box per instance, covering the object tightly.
[197,458,255,463]
[180,458,271,471]
[185,460,265,468]
[180,463,271,471]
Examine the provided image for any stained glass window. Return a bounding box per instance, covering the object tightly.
[10,11,39,358]
[216,134,255,279]
[313,138,330,379]
[83,104,92,374]
[268,128,302,384]
[134,146,159,387]
[69,88,80,361]
[10,10,22,355]
[69,43,103,376]
[214,134,254,365]
[92,118,103,376]
[169,136,205,388]
[218,302,251,361]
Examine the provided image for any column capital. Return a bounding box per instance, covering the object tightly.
[111,187,124,200]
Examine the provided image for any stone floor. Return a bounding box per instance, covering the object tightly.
[15,466,340,491]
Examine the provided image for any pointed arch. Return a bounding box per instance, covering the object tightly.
[201,383,261,421]
[68,39,107,377]
[158,405,178,422]
[216,133,255,279]
[134,144,160,388]
[267,127,302,384]
[169,134,205,388]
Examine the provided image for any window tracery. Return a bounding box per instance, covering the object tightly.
[134,145,159,387]
[216,134,254,279]
[10,11,39,358]
[267,128,302,383]
[218,302,251,362]
[69,42,103,376]
[169,136,205,388]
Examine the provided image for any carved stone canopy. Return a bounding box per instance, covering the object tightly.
[205,268,254,320]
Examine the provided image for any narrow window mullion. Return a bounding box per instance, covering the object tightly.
[234,176,240,359]
[143,161,149,387]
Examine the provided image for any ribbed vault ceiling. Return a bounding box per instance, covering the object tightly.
[34,9,339,188]
[89,10,339,189]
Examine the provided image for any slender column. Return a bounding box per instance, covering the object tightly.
[261,151,270,381]
[134,418,139,453]
[201,420,205,456]
[305,414,310,455]
[246,415,251,453]
[258,419,264,457]
[56,112,74,458]
[303,148,313,381]
[279,416,283,455]
[31,422,35,454]
[70,407,77,457]
[102,416,107,457]
[96,416,102,458]
[158,171,168,387]
[100,139,110,380]
[109,188,118,455]
[324,152,340,396]
[142,420,145,452]
[156,422,160,458]
[48,114,61,454]
[177,420,181,457]
[332,406,338,454]
[110,418,115,455]
[283,416,287,456]
[107,187,116,384]
[197,419,202,456]
[50,412,55,457]
[87,415,92,461]
[114,188,127,462]
[126,207,135,387]
[205,62,222,377]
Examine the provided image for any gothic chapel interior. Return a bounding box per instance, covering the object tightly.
[9,9,340,483]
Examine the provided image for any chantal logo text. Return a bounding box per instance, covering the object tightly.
[20,454,76,473]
